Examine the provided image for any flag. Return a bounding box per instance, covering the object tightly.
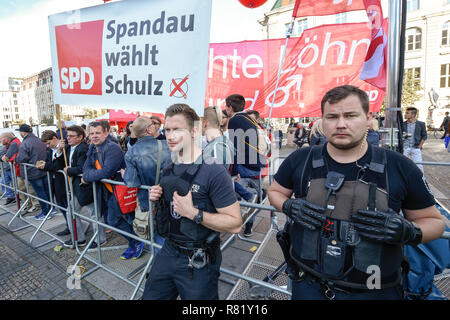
[360,1,387,90]
[292,0,366,18]
[292,0,387,90]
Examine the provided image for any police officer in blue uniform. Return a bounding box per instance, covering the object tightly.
[141,104,242,300]
[269,85,445,300]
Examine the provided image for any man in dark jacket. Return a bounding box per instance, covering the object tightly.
[38,130,70,234]
[294,123,306,148]
[82,121,143,260]
[440,112,449,139]
[15,124,51,220]
[226,94,264,237]
[55,125,106,248]
[403,107,427,173]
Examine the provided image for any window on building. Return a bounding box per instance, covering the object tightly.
[407,0,419,12]
[441,64,450,88]
[297,19,308,35]
[336,13,347,24]
[406,28,422,50]
[405,67,421,89]
[443,21,450,45]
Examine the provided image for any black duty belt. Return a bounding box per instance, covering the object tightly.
[168,239,206,255]
[298,261,402,291]
[168,239,212,271]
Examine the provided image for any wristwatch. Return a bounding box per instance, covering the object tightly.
[194,209,203,224]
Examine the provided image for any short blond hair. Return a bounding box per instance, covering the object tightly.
[203,106,222,129]
[310,119,324,137]
[369,119,379,131]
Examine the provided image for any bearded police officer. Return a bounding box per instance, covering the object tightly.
[141,104,242,300]
[268,85,445,300]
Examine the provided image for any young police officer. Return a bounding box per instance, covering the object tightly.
[269,85,445,300]
[142,104,242,300]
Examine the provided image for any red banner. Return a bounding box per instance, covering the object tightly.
[205,22,385,118]
[292,0,366,18]
[107,109,165,123]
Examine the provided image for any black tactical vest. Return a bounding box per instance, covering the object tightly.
[289,145,403,289]
[155,160,219,244]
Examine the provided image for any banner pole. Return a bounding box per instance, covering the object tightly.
[56,104,69,168]
[266,17,295,129]
[384,0,402,150]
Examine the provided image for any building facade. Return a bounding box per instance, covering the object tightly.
[0,90,18,128]
[404,0,450,126]
[17,72,40,125]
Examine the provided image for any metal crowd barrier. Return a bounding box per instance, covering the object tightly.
[0,162,68,249]
[0,153,449,301]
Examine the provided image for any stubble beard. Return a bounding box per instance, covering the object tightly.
[328,134,366,151]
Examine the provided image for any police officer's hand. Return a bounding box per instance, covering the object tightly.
[150,185,163,202]
[173,191,196,220]
[282,198,326,230]
[351,209,423,245]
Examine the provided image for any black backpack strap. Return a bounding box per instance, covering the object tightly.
[368,145,386,174]
[367,145,389,194]
[162,158,174,176]
[311,145,325,169]
[300,146,323,196]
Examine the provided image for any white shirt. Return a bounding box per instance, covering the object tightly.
[56,143,79,166]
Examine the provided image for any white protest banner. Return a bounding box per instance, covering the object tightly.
[48,0,212,115]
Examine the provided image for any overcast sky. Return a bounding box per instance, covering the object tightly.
[0,0,274,90]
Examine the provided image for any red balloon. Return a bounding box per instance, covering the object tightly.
[238,0,268,9]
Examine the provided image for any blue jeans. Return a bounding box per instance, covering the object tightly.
[106,195,139,248]
[1,170,14,198]
[236,165,261,227]
[234,181,253,201]
[142,241,222,300]
[29,177,51,215]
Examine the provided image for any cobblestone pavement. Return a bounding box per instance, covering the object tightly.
[0,225,112,300]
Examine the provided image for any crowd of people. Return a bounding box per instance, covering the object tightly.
[0,86,446,300]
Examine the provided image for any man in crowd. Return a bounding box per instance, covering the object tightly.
[37,130,70,235]
[149,115,166,140]
[142,104,241,300]
[226,94,265,237]
[403,107,427,173]
[14,124,51,220]
[56,125,105,248]
[440,111,449,139]
[268,85,445,300]
[0,132,20,205]
[82,121,144,260]
[294,123,307,148]
[122,116,170,254]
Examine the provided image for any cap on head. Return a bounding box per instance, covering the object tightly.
[16,124,32,133]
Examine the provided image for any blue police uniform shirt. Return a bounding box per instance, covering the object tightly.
[274,144,436,213]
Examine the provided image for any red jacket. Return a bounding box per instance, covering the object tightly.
[6,137,21,177]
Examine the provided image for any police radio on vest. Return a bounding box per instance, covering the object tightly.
[60,67,94,90]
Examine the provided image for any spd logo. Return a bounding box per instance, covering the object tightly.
[55,20,104,95]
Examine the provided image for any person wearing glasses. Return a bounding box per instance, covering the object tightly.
[149,116,166,140]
